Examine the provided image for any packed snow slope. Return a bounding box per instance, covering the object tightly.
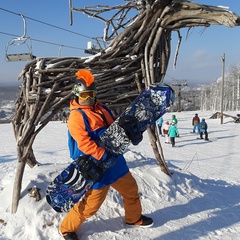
[0,111,240,240]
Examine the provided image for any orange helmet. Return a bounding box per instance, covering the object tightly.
[72,69,96,96]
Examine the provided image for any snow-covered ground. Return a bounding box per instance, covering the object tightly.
[0,111,240,240]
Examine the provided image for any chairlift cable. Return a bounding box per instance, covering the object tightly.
[0,31,85,51]
[0,7,100,41]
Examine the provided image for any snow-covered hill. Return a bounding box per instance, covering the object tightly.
[0,111,240,240]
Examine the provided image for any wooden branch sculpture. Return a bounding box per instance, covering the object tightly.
[12,0,240,213]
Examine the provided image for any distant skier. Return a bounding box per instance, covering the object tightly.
[156,116,164,136]
[192,113,200,133]
[62,110,68,123]
[168,122,179,147]
[162,121,170,143]
[198,118,209,140]
[172,114,178,125]
[172,114,179,137]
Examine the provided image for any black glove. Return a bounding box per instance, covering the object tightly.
[118,115,143,145]
[76,155,104,182]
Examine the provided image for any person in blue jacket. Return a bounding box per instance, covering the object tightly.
[198,118,209,140]
[59,69,153,240]
[168,122,179,147]
[156,117,164,136]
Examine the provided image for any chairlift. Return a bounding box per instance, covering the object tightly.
[5,14,35,62]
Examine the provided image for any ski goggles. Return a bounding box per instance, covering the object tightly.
[77,90,96,100]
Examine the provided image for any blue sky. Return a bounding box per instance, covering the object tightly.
[0,0,239,86]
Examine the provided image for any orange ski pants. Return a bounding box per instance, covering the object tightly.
[59,172,142,234]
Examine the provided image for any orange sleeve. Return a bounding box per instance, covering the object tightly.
[68,110,105,160]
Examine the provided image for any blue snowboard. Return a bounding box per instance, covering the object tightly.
[46,83,175,212]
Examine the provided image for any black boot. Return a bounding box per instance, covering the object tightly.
[126,215,153,228]
[62,232,79,240]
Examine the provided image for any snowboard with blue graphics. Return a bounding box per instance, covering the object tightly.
[46,83,175,213]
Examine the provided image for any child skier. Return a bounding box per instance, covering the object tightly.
[198,118,209,140]
[168,122,179,147]
[156,116,164,136]
[172,114,178,125]
[162,121,170,143]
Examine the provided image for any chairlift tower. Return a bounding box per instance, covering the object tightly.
[84,41,101,55]
[84,37,108,55]
[172,80,188,111]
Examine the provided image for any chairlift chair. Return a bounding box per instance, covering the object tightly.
[5,37,35,62]
[5,14,35,62]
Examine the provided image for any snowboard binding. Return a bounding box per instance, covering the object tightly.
[76,155,104,182]
[118,115,143,145]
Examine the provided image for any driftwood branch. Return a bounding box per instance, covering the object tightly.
[11,0,240,213]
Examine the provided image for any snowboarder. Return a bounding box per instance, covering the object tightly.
[192,113,200,133]
[198,118,209,140]
[156,116,164,136]
[59,69,153,240]
[168,122,179,147]
[162,121,170,143]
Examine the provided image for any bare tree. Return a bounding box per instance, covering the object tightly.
[12,0,240,213]
[200,65,240,112]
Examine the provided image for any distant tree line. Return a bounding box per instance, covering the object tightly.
[200,64,240,112]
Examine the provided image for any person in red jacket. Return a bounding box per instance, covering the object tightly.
[59,69,153,240]
[192,113,200,133]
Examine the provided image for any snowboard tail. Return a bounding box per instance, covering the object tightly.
[46,83,175,212]
[46,162,93,212]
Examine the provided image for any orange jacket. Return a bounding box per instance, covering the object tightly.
[68,99,115,160]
